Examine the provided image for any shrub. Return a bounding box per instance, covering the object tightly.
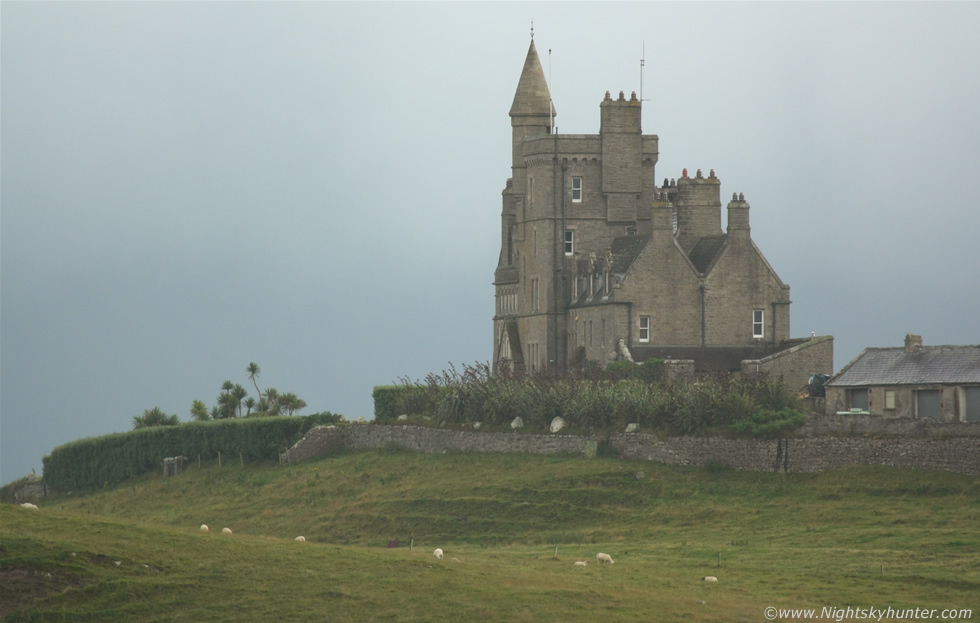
[372,386,403,421]
[604,360,638,381]
[731,408,806,438]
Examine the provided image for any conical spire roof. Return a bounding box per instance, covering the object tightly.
[509,40,556,118]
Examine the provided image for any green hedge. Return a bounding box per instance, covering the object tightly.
[372,386,402,421]
[42,416,319,492]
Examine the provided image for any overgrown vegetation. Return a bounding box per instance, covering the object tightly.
[381,361,806,437]
[134,362,310,431]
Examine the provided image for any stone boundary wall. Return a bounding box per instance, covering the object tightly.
[279,418,980,476]
[13,481,48,503]
[803,413,980,438]
[279,425,348,466]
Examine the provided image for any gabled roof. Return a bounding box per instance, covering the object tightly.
[827,345,980,387]
[510,40,556,118]
[687,235,727,274]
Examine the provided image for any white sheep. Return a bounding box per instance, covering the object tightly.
[433,548,444,560]
[20,503,39,510]
[702,576,718,582]
[574,561,588,567]
[200,524,209,532]
[222,527,233,535]
[295,536,306,542]
[596,552,614,564]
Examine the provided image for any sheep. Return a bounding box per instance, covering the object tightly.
[574,561,588,567]
[701,576,718,582]
[295,536,306,542]
[222,527,233,535]
[200,524,209,532]
[596,553,614,564]
[433,548,444,560]
[20,503,39,510]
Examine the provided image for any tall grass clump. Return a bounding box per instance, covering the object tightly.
[385,362,807,438]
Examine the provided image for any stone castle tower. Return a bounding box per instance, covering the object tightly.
[493,40,831,385]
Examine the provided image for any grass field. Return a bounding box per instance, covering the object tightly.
[3,450,979,621]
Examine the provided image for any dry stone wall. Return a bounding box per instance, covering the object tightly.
[279,418,980,476]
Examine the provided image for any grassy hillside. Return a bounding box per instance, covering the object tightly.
[3,450,979,622]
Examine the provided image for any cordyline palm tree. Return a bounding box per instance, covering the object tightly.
[190,400,210,421]
[279,392,307,416]
[246,362,262,400]
[265,388,280,415]
[133,407,179,429]
[216,390,236,418]
[244,397,256,417]
[231,384,248,418]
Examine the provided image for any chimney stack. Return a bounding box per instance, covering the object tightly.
[904,333,923,353]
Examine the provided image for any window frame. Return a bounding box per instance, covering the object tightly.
[752,309,765,339]
[571,176,583,203]
[639,315,651,343]
[564,230,574,255]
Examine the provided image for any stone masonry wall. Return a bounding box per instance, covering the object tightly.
[279,417,980,476]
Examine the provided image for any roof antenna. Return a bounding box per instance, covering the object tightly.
[549,47,555,134]
[639,40,650,103]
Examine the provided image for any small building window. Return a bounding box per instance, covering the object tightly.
[752,309,765,339]
[849,388,869,411]
[884,390,896,410]
[572,177,583,202]
[639,316,651,342]
[564,230,574,255]
[625,225,637,236]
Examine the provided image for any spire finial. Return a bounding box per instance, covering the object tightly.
[530,20,534,40]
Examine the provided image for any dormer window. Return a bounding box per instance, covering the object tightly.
[572,177,583,202]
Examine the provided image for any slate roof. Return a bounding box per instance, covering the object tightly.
[610,234,650,274]
[687,235,727,274]
[827,345,980,387]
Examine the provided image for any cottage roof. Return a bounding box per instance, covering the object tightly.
[827,345,980,387]
[509,40,556,118]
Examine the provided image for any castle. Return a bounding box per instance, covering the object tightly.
[492,40,832,389]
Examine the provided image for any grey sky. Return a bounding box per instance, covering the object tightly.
[3,2,979,483]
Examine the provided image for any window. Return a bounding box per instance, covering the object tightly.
[885,390,896,410]
[639,316,651,342]
[564,230,574,255]
[752,309,765,339]
[915,389,940,419]
[849,388,869,411]
[625,225,637,236]
[572,177,583,202]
